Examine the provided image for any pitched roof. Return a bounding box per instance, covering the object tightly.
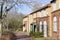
[23,4,51,18]
[30,4,51,15]
[23,0,53,18]
[51,0,56,3]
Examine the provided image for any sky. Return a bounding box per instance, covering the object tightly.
[9,0,51,15]
[0,0,51,15]
[17,0,51,15]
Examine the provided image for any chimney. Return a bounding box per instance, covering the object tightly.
[51,0,56,3]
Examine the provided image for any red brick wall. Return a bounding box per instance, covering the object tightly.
[59,16,60,39]
[52,9,60,39]
[40,16,49,37]
[33,16,49,36]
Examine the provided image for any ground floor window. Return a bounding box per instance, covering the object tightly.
[34,25,37,32]
[53,16,57,32]
[43,21,47,37]
[40,21,42,32]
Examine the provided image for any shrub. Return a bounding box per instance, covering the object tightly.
[24,30,27,32]
[1,31,16,40]
[29,31,43,38]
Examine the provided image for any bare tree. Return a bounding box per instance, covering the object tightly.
[6,13,25,31]
[0,0,34,32]
[0,0,42,32]
[32,2,41,11]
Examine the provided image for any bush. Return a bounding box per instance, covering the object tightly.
[1,31,16,40]
[29,31,43,38]
[24,30,27,32]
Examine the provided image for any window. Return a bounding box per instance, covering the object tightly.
[44,9,47,16]
[40,11,42,17]
[43,21,47,37]
[53,16,57,32]
[53,2,56,11]
[34,25,37,32]
[40,21,42,32]
[23,25,26,32]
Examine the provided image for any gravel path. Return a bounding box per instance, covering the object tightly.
[15,32,35,40]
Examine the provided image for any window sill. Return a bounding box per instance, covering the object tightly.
[53,31,57,33]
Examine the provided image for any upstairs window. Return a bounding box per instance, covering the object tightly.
[44,9,47,16]
[53,1,56,11]
[40,11,42,17]
[53,16,57,32]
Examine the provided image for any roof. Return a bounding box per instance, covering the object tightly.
[23,16,28,18]
[51,0,56,3]
[30,4,51,15]
[23,0,53,18]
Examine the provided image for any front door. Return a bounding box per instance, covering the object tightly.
[44,21,47,37]
[34,25,37,32]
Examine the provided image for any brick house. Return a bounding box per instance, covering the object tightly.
[23,0,60,39]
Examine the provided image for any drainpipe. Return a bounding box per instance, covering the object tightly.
[36,13,37,32]
[36,12,39,32]
[51,0,56,3]
[28,16,29,32]
[36,12,38,32]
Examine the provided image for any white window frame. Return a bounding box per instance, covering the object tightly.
[40,11,42,17]
[53,2,56,11]
[53,16,57,32]
[43,21,47,37]
[40,21,42,32]
[44,9,47,16]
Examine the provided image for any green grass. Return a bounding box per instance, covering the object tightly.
[29,31,44,38]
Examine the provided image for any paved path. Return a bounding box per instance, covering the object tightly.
[15,32,35,40]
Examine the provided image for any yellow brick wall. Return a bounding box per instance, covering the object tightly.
[37,11,40,17]
[41,10,44,17]
[27,13,37,32]
[51,0,60,12]
[56,0,60,9]
[23,17,28,24]
[23,13,37,32]
[33,13,36,18]
[28,15,33,32]
[46,6,52,37]
[46,0,60,36]
[23,16,29,32]
[59,0,60,8]
[33,13,36,22]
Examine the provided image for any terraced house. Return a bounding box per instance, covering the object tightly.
[23,0,60,39]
